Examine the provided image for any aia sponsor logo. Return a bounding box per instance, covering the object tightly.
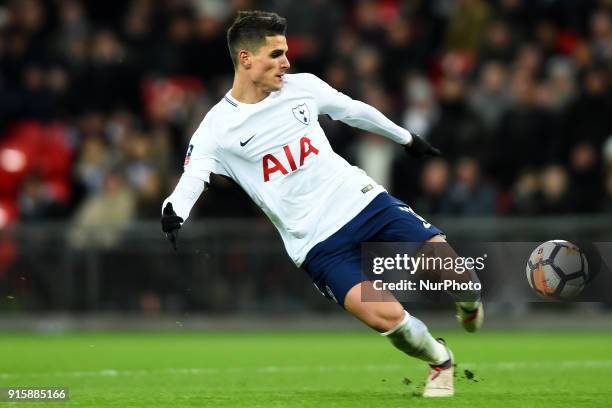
[262,137,319,182]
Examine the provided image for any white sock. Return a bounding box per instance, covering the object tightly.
[381,311,450,365]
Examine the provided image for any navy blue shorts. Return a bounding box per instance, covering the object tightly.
[302,192,442,307]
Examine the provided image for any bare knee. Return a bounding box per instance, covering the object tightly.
[368,301,405,332]
[344,282,405,332]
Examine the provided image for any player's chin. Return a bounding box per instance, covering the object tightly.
[271,76,284,90]
[268,83,283,92]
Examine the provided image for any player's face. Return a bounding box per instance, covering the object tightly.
[249,35,290,92]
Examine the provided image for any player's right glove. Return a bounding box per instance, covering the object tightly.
[161,202,183,251]
[404,134,442,158]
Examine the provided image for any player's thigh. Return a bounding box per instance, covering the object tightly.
[419,222,481,289]
[304,247,367,306]
[375,204,455,269]
[374,203,443,243]
[344,281,405,333]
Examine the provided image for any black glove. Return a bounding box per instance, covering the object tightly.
[404,134,442,158]
[161,202,184,251]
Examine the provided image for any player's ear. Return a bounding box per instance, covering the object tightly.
[238,49,251,69]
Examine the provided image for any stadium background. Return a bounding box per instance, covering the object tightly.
[0,0,611,324]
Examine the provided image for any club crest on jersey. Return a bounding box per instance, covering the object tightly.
[184,144,194,166]
[292,103,310,125]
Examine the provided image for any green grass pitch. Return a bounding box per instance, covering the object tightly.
[1,330,611,407]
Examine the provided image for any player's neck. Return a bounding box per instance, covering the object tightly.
[230,74,271,104]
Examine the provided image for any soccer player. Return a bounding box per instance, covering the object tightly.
[161,11,483,398]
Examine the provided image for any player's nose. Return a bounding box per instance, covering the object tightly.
[281,55,290,70]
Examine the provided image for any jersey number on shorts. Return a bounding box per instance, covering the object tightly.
[399,206,431,229]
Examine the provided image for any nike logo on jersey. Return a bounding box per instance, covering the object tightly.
[240,134,256,147]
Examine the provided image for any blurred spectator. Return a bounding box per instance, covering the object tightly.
[68,170,136,249]
[121,131,164,218]
[568,142,604,212]
[19,64,56,121]
[353,46,382,83]
[538,164,572,214]
[353,0,386,47]
[477,19,516,65]
[540,57,577,112]
[402,75,439,139]
[572,38,595,73]
[533,19,559,63]
[494,0,530,32]
[356,134,395,191]
[444,0,491,52]
[469,61,511,132]
[190,2,232,81]
[83,29,132,112]
[514,43,545,79]
[429,75,486,163]
[356,81,396,190]
[440,157,497,215]
[414,158,450,214]
[382,16,427,92]
[511,168,541,214]
[52,0,90,61]
[563,67,612,154]
[74,125,113,194]
[18,174,66,220]
[494,71,555,187]
[155,13,194,77]
[333,26,360,65]
[590,8,612,64]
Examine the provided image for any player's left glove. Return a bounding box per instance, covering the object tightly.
[404,134,442,158]
[161,202,183,251]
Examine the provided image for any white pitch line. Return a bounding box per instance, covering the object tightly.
[459,360,612,369]
[1,360,611,379]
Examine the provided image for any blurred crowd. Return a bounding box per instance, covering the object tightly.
[1,0,612,230]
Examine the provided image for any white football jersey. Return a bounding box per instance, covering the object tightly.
[183,73,411,266]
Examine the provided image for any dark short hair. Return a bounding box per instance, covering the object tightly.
[227,11,287,68]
